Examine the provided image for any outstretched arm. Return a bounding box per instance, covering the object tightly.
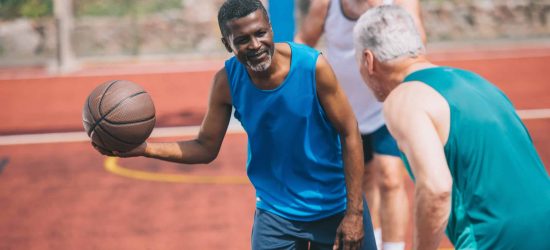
[315,55,365,249]
[383,82,452,250]
[294,0,330,46]
[100,69,233,164]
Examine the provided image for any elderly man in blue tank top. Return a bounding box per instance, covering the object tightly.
[353,5,550,250]
[93,0,377,249]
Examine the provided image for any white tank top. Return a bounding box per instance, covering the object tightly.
[324,0,390,134]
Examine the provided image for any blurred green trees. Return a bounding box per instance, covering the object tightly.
[0,0,182,20]
[74,0,182,17]
[0,0,53,19]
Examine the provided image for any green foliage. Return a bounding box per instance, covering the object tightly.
[0,0,52,19]
[20,0,53,19]
[0,0,182,19]
[74,0,183,17]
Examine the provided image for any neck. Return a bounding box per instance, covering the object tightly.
[380,55,436,93]
[385,55,434,90]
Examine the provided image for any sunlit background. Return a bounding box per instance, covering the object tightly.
[0,1,549,250]
[1,0,549,73]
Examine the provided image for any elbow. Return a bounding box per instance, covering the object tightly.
[202,156,216,164]
[191,139,220,164]
[418,178,452,204]
[199,151,219,164]
[432,187,451,205]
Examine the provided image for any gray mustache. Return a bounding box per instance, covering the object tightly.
[246,49,267,57]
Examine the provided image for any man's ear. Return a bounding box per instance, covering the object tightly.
[221,37,232,53]
[363,49,375,75]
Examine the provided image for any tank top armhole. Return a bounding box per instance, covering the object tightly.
[311,51,331,121]
[224,56,242,112]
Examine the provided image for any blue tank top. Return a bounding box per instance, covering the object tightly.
[225,42,346,221]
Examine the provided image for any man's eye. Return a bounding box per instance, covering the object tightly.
[256,31,266,37]
[235,38,248,44]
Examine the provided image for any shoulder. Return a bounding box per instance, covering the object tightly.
[275,42,292,58]
[214,68,228,83]
[211,68,232,104]
[384,81,445,117]
[384,82,423,123]
[314,53,334,79]
[288,42,320,57]
[314,54,338,92]
[315,52,330,69]
[223,55,240,74]
[383,81,449,136]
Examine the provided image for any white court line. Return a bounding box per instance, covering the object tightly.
[427,47,550,62]
[0,123,244,146]
[1,109,549,146]
[516,109,550,120]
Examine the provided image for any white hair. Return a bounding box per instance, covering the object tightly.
[353,5,425,63]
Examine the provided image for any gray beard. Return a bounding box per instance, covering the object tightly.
[247,53,272,72]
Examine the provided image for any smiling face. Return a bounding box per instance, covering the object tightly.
[222,10,275,72]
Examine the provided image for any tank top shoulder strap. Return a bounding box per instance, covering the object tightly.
[287,42,319,74]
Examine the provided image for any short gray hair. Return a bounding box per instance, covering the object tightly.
[353,5,425,62]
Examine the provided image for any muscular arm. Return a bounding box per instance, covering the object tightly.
[113,69,233,164]
[383,82,452,250]
[294,0,329,46]
[315,55,365,249]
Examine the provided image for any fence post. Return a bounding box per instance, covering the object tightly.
[52,0,78,73]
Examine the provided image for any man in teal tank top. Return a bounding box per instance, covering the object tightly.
[353,5,550,250]
[92,0,377,249]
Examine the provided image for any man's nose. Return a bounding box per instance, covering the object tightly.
[248,37,261,50]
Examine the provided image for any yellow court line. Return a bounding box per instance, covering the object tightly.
[104,157,457,249]
[104,157,249,184]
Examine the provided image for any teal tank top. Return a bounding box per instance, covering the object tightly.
[225,42,346,221]
[403,67,550,249]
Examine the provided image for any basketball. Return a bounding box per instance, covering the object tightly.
[82,80,156,152]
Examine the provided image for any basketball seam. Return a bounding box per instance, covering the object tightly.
[102,91,148,122]
[102,91,153,124]
[104,115,156,125]
[89,80,118,135]
[97,123,142,145]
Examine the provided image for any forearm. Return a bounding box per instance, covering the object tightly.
[341,129,365,214]
[294,32,319,47]
[294,0,327,47]
[413,185,451,250]
[144,140,218,164]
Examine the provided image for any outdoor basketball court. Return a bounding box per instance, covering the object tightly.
[0,44,549,250]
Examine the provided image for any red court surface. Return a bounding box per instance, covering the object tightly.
[0,46,549,250]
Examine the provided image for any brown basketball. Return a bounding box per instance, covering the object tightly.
[82,80,156,152]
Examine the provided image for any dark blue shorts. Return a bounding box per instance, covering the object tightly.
[361,125,400,163]
[251,198,376,250]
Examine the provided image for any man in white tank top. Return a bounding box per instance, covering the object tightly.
[296,1,425,249]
